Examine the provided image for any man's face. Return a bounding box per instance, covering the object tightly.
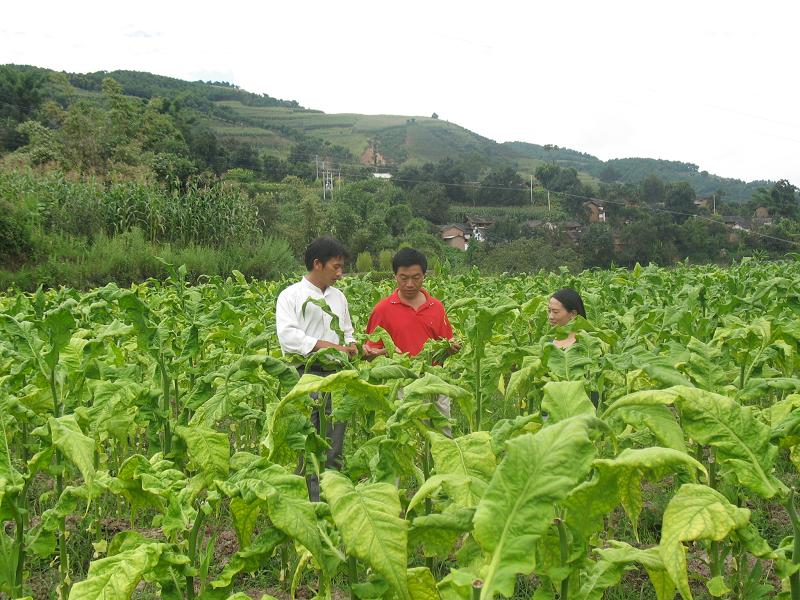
[395,265,425,300]
[314,256,344,287]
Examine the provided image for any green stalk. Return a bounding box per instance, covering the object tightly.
[318,394,328,473]
[555,517,569,600]
[50,366,69,600]
[474,352,482,431]
[708,450,723,578]
[185,506,207,600]
[173,377,180,421]
[14,425,31,597]
[472,579,483,600]
[785,491,800,600]
[160,361,172,454]
[13,483,30,597]
[280,544,288,587]
[348,554,358,600]
[422,434,433,571]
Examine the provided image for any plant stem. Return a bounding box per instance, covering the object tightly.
[50,366,69,600]
[785,490,800,600]
[422,434,433,570]
[555,517,569,600]
[474,352,482,431]
[708,451,723,577]
[318,394,328,473]
[160,361,172,454]
[348,554,358,600]
[472,579,483,600]
[185,505,207,600]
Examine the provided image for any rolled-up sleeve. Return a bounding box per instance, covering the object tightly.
[341,297,356,344]
[276,291,317,355]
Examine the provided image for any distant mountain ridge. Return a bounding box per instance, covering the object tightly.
[501,142,771,201]
[7,65,773,201]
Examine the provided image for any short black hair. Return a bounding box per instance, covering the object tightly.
[392,247,427,274]
[304,236,347,271]
[551,288,587,319]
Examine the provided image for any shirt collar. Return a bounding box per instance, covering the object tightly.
[301,276,327,295]
[389,288,432,306]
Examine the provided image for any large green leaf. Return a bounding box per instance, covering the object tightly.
[320,471,410,600]
[575,542,674,600]
[671,386,785,498]
[404,373,474,429]
[408,507,475,558]
[429,431,496,507]
[407,567,441,600]
[49,415,95,485]
[68,542,166,600]
[564,447,705,540]
[174,424,230,487]
[472,416,597,598]
[613,404,687,452]
[541,381,595,422]
[43,302,76,370]
[190,381,263,428]
[659,484,750,600]
[211,528,286,590]
[283,371,387,404]
[229,497,261,548]
[220,459,335,575]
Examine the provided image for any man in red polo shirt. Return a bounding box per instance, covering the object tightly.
[364,248,460,433]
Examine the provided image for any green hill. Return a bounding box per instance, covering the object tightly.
[4,65,773,201]
[501,142,770,202]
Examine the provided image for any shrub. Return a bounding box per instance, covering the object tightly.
[355,251,374,272]
[0,200,34,265]
[378,249,393,271]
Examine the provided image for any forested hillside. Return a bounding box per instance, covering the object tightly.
[1,63,799,291]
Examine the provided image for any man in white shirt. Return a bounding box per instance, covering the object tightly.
[275,236,357,500]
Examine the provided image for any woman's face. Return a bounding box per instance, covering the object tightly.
[548,297,577,327]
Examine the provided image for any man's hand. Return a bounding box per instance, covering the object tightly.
[448,338,462,354]
[363,344,389,360]
[342,343,358,358]
[313,339,358,358]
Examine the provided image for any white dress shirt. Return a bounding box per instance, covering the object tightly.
[275,277,356,355]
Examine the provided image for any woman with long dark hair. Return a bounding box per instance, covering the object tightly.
[548,287,586,349]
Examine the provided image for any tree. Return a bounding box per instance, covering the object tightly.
[431,112,439,119]
[485,218,521,246]
[639,174,665,205]
[534,164,587,214]
[579,223,615,268]
[478,238,582,273]
[0,67,45,150]
[598,165,622,183]
[664,182,696,223]
[749,180,799,220]
[385,203,413,237]
[407,182,450,223]
[617,214,677,266]
[478,167,527,206]
[433,158,468,203]
[675,218,729,262]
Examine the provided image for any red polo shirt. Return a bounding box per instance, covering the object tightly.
[365,289,453,356]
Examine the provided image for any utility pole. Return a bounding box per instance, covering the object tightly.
[547,189,551,212]
[315,155,319,180]
[321,160,333,201]
[713,193,716,215]
[530,176,534,206]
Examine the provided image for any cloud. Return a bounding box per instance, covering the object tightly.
[125,30,160,39]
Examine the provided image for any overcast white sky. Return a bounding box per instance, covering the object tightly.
[3,0,799,185]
